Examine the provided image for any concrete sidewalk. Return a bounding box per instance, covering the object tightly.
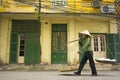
[0,71,119,80]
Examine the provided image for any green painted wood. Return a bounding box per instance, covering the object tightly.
[52,24,67,32]
[79,33,84,61]
[115,34,120,63]
[11,20,41,64]
[106,34,120,63]
[24,33,40,64]
[106,34,116,59]
[12,20,39,32]
[51,24,67,64]
[10,32,18,63]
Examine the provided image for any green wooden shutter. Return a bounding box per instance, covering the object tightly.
[106,34,116,59]
[24,33,40,64]
[10,32,18,63]
[115,34,120,63]
[106,34,120,63]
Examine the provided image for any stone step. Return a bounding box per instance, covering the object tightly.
[0,63,120,71]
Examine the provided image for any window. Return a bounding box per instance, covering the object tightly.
[52,0,67,6]
[0,0,2,6]
[93,34,105,52]
[94,36,98,51]
[100,35,105,51]
[19,34,25,56]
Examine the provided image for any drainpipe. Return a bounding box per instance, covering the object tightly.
[38,0,41,31]
[115,0,120,33]
[38,0,42,62]
[0,15,1,65]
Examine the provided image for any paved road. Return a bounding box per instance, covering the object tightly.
[0,71,119,80]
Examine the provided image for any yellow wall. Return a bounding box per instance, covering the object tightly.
[110,19,117,33]
[0,0,116,64]
[0,14,117,64]
[0,14,38,64]
[40,15,117,64]
[75,18,109,33]
[0,0,35,12]
[41,19,51,64]
[67,0,114,13]
[0,0,114,13]
[0,18,11,64]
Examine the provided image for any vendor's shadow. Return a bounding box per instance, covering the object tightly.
[60,74,113,77]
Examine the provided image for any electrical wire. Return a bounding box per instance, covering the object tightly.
[7,0,120,25]
[15,0,114,13]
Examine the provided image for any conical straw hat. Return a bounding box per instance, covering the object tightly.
[80,30,91,36]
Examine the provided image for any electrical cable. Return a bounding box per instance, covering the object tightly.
[7,0,119,24]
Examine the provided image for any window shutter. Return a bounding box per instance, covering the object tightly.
[106,34,120,63]
[9,32,18,63]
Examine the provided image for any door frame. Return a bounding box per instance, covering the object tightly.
[51,24,67,64]
[10,20,40,64]
[18,33,24,64]
[91,33,106,62]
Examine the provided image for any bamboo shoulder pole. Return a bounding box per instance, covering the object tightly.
[67,35,101,43]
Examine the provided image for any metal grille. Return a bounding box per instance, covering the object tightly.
[52,32,58,51]
[60,32,67,51]
[115,0,120,14]
[115,0,120,33]
[94,36,98,51]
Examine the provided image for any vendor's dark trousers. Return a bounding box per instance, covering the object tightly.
[77,51,97,75]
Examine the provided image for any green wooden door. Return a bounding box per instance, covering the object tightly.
[11,20,40,64]
[24,33,40,64]
[51,24,67,64]
[10,32,18,63]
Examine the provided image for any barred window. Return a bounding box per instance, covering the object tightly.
[19,34,25,56]
[60,32,67,51]
[94,36,98,51]
[93,34,105,52]
[52,0,67,6]
[52,32,58,51]
[100,35,105,51]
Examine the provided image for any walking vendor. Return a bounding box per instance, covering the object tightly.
[74,30,97,76]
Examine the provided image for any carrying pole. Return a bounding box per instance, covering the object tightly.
[68,39,79,43]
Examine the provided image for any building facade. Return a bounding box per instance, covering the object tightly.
[0,0,119,65]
